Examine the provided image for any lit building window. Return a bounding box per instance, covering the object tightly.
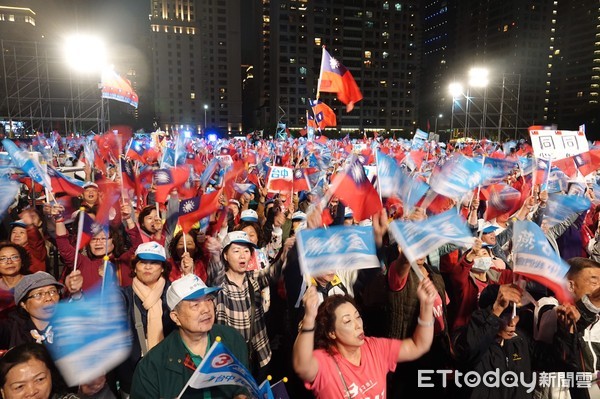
[190,92,195,99]
[290,58,296,64]
[383,2,389,10]
[314,37,321,46]
[8,14,14,21]
[364,51,372,58]
[395,3,401,11]
[383,51,389,59]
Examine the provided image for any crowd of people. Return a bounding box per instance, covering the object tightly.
[0,131,598,399]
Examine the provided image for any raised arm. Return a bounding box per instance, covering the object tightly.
[293,285,320,383]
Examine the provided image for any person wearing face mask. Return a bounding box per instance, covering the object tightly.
[443,237,513,335]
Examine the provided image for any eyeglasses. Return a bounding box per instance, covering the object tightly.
[0,255,20,263]
[26,288,60,301]
[90,237,110,243]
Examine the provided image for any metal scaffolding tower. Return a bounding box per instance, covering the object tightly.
[450,73,530,141]
[0,39,107,137]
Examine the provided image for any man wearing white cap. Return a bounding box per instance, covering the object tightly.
[130,274,249,399]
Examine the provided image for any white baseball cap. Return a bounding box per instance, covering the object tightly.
[344,207,354,218]
[221,231,258,251]
[135,242,167,262]
[166,274,221,310]
[291,211,307,221]
[240,209,259,223]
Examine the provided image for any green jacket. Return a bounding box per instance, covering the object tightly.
[130,324,249,399]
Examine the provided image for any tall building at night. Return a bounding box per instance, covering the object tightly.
[418,0,454,138]
[440,0,555,140]
[259,0,421,136]
[149,0,243,135]
[548,1,600,133]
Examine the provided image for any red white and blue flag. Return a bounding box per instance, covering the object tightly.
[154,167,190,203]
[318,47,363,112]
[178,189,222,234]
[100,69,139,109]
[330,155,382,221]
[308,99,337,130]
[47,165,85,197]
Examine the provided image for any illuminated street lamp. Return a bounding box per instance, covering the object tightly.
[63,34,107,74]
[434,113,443,135]
[468,67,489,138]
[63,33,107,133]
[203,104,209,133]
[448,82,464,136]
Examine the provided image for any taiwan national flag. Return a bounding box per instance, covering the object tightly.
[330,155,382,221]
[573,150,600,177]
[47,165,85,197]
[178,190,222,234]
[293,168,311,193]
[125,139,145,162]
[318,47,363,112]
[100,68,139,109]
[154,167,190,203]
[78,212,104,250]
[533,158,551,190]
[309,99,337,130]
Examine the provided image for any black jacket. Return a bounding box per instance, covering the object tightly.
[454,307,534,399]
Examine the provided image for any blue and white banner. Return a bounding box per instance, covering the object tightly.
[429,154,487,200]
[512,221,571,303]
[47,262,131,386]
[0,179,19,220]
[180,340,273,399]
[544,194,591,228]
[479,156,518,185]
[411,129,429,150]
[376,150,399,197]
[296,225,380,277]
[2,138,51,189]
[389,209,474,264]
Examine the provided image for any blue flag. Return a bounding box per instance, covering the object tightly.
[47,262,131,386]
[0,178,20,220]
[544,194,591,228]
[181,340,272,399]
[200,158,220,189]
[376,150,400,198]
[389,209,474,263]
[296,225,380,277]
[512,220,571,303]
[479,156,518,185]
[411,129,428,150]
[2,138,51,189]
[428,154,487,200]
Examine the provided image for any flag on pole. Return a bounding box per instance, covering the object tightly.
[266,167,293,193]
[308,99,337,130]
[388,209,474,264]
[47,165,85,197]
[47,261,132,386]
[296,225,380,277]
[177,340,272,399]
[317,47,363,112]
[154,167,191,203]
[512,220,572,303]
[2,139,51,190]
[544,194,591,228]
[178,189,222,233]
[329,155,382,221]
[100,68,139,108]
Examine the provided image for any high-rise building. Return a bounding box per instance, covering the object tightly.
[149,0,243,136]
[548,1,600,133]
[260,0,421,137]
[418,0,453,138]
[442,0,555,140]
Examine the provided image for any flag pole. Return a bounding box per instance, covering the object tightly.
[73,207,86,272]
[114,130,126,202]
[316,46,326,101]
